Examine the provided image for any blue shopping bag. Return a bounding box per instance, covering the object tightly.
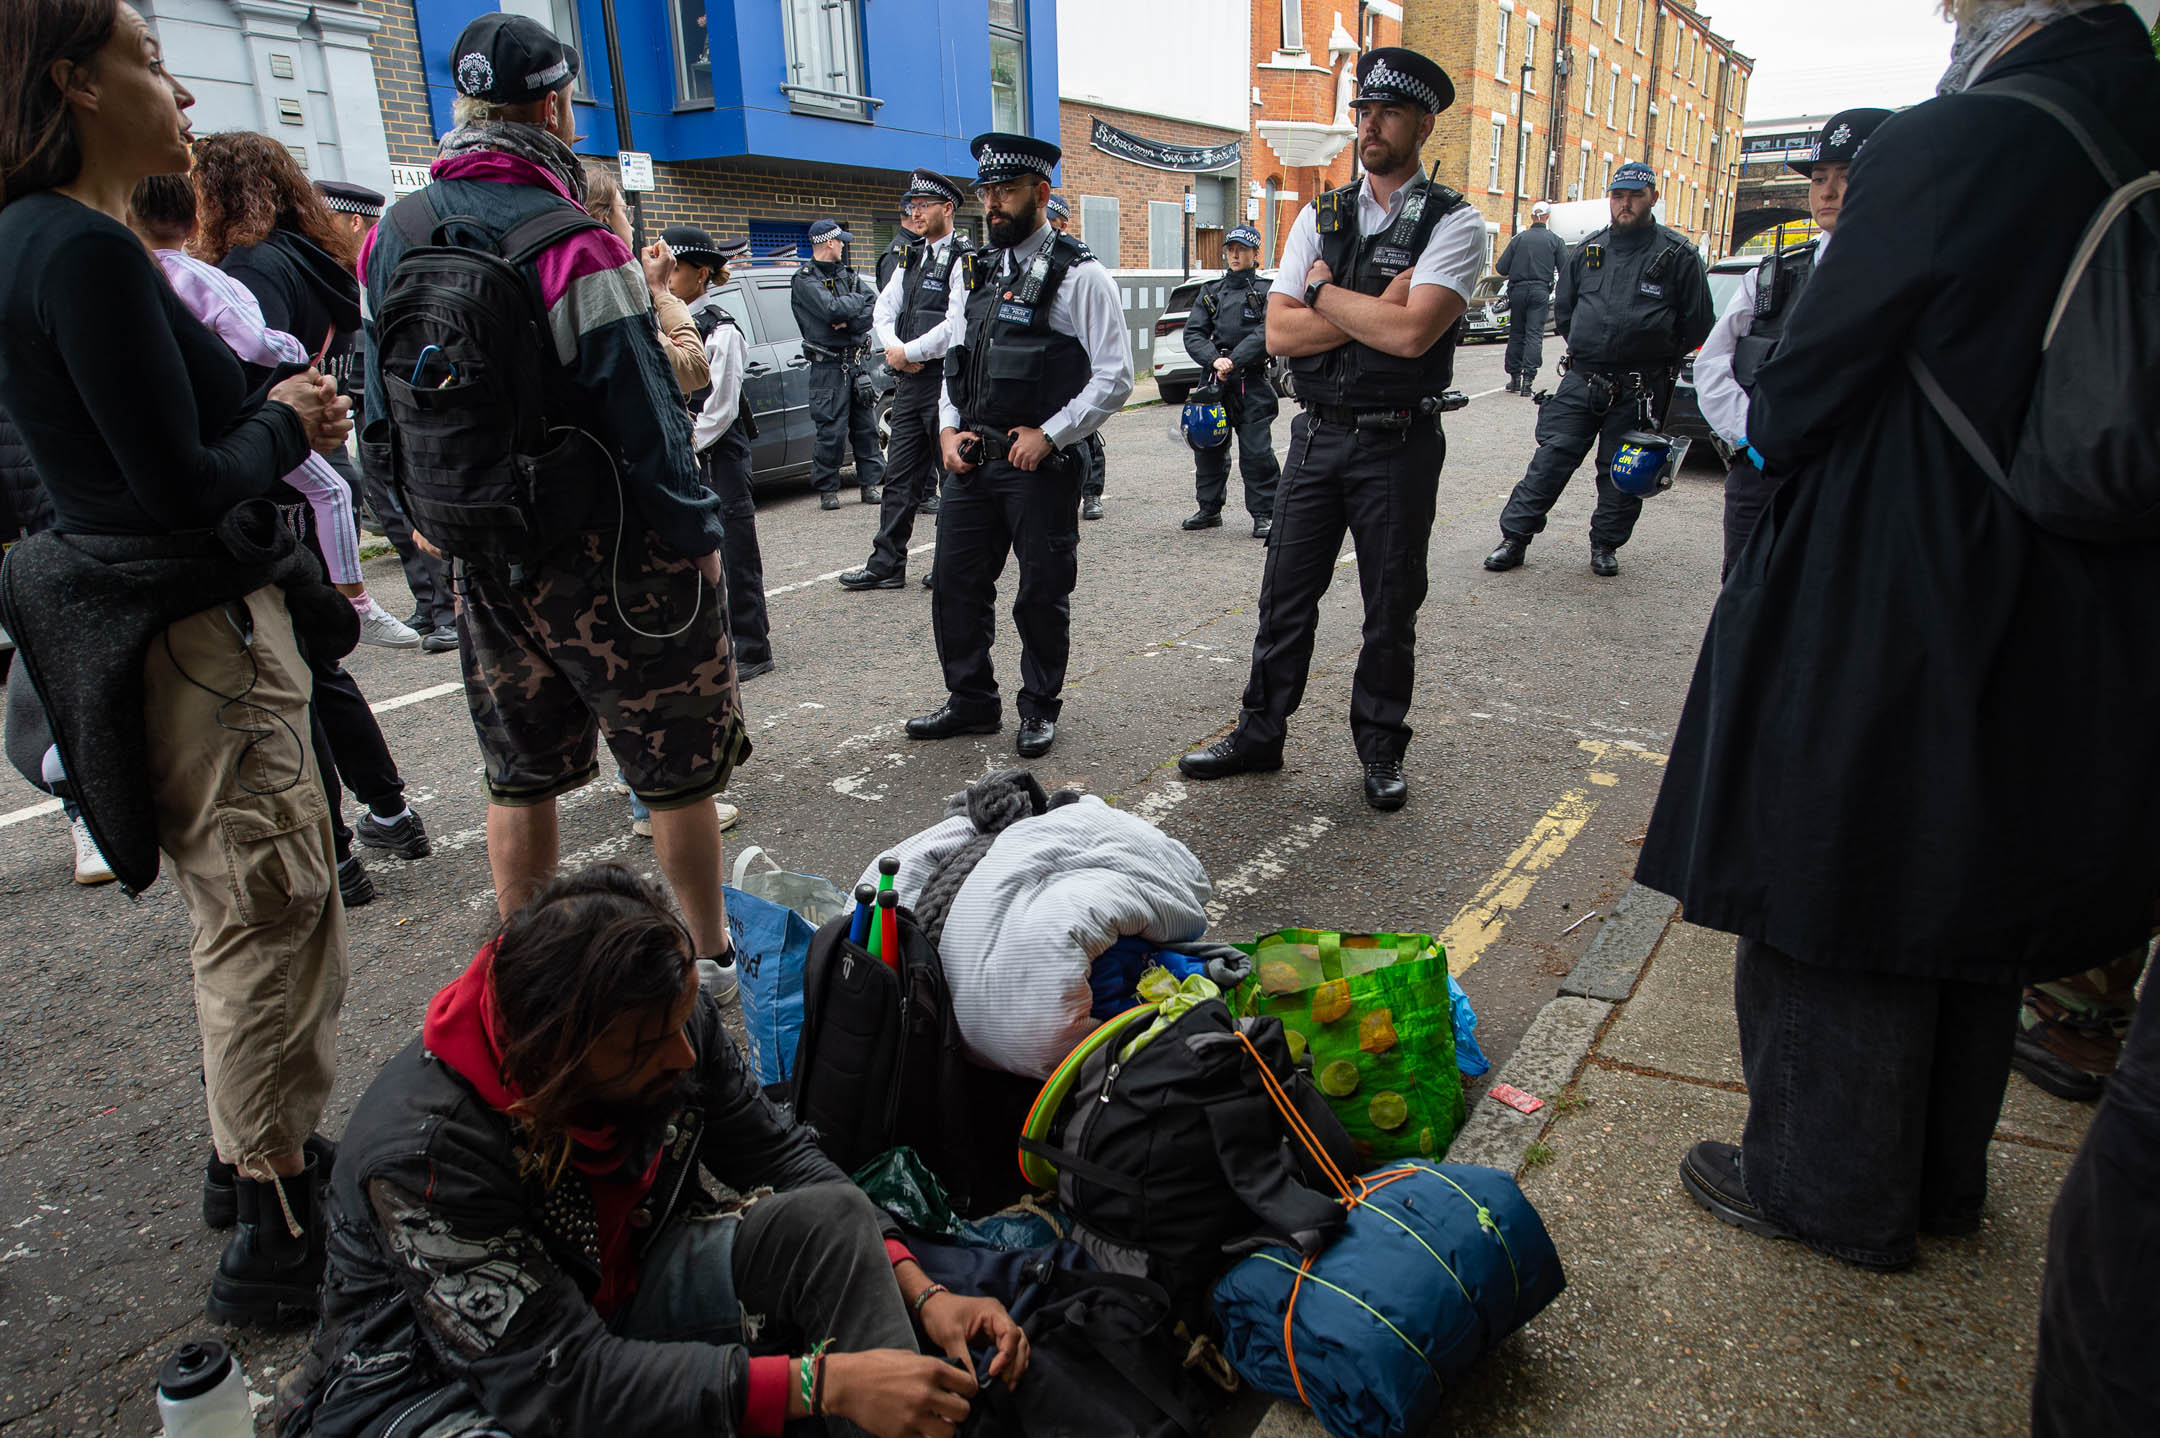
[723,882,817,1085]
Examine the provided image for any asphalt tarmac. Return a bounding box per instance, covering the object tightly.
[0,340,1737,1432]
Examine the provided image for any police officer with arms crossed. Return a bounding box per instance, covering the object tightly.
[790,217,885,510]
[907,133,1134,760]
[1485,160,1714,577]
[667,227,777,679]
[1496,199,1565,395]
[1693,108,1890,578]
[1179,223,1280,537]
[1178,47,1483,813]
[839,170,971,591]
[1048,194,1109,522]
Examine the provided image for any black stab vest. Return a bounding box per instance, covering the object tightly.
[689,302,757,441]
[899,235,970,344]
[949,233,1094,434]
[1287,173,1468,408]
[1731,239,1817,394]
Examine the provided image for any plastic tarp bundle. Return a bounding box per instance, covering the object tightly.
[858,795,1212,1078]
[1212,1162,1567,1438]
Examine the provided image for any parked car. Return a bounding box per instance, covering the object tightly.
[1150,272,1291,406]
[1664,254,1765,465]
[1463,273,1510,343]
[704,267,856,487]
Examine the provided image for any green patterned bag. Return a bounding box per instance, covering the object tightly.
[1232,929,1465,1162]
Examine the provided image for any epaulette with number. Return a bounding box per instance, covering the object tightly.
[1428,180,1467,212]
[1053,233,1096,266]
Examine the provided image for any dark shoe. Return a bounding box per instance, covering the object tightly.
[1016,718,1055,758]
[1362,759,1409,812]
[918,494,941,516]
[402,610,427,633]
[206,1155,328,1326]
[838,567,905,591]
[1522,372,1538,392]
[204,1135,336,1231]
[1680,1141,1797,1244]
[1920,1206,1984,1237]
[921,569,935,590]
[1590,545,1620,577]
[2012,1028,2107,1102]
[906,704,1000,741]
[860,485,881,505]
[355,809,430,860]
[1505,376,1521,394]
[1181,509,1223,532]
[1483,537,1527,571]
[1081,496,1104,521]
[1252,517,1273,540]
[337,854,375,908]
[419,624,459,654]
[1178,737,1284,781]
[820,492,842,511]
[737,657,776,682]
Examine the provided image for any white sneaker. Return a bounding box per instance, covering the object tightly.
[697,956,739,1006]
[71,818,115,886]
[631,816,653,838]
[714,800,739,832]
[355,597,422,649]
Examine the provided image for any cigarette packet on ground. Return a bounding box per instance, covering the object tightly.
[1488,1083,1546,1115]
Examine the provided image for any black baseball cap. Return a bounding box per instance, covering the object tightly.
[451,13,580,106]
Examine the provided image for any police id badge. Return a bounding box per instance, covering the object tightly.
[1638,280,1665,298]
[1372,244,1416,276]
[997,300,1035,325]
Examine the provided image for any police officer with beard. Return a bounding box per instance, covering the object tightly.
[1179,48,1484,812]
[1179,224,1279,536]
[906,134,1133,759]
[1047,194,1110,522]
[790,217,885,510]
[839,170,970,591]
[1485,161,1714,577]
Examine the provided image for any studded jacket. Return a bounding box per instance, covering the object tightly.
[283,956,894,1438]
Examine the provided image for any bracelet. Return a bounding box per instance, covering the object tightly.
[811,1352,827,1417]
[800,1337,833,1416]
[910,1283,948,1317]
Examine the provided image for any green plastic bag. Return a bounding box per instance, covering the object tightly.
[852,1146,960,1238]
[1232,929,1465,1163]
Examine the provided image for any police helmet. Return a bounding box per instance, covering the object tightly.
[1181,391,1231,450]
[1609,428,1691,497]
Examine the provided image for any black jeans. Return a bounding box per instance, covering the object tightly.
[1734,938,2021,1267]
[1498,368,1661,549]
[2033,987,2160,1437]
[1193,373,1281,520]
[1721,454,1778,580]
[808,359,884,494]
[1504,282,1550,381]
[930,450,1083,724]
[865,375,942,578]
[1233,411,1443,765]
[704,430,771,669]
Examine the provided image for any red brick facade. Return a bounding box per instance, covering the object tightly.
[1246,0,1403,266]
[1055,102,1246,270]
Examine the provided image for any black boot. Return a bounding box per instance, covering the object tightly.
[204,1133,337,1230]
[1506,375,1521,394]
[1483,537,1528,572]
[206,1155,329,1326]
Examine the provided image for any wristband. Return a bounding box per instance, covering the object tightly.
[911,1283,948,1316]
[1744,444,1766,470]
[798,1356,814,1416]
[1304,279,1327,309]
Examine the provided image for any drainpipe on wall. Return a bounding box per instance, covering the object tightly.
[598,0,640,247]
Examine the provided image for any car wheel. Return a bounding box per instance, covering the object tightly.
[1159,382,1190,407]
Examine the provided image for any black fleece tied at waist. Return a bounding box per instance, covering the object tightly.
[0,499,358,893]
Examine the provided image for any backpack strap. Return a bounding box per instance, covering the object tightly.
[1017,1136,1145,1196]
[1905,350,2007,485]
[386,190,438,250]
[1969,75,2149,190]
[497,203,608,267]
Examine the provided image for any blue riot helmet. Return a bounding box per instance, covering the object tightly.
[1609,427,1690,496]
[1182,383,1230,450]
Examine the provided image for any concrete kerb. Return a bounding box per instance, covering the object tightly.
[1558,881,1679,1002]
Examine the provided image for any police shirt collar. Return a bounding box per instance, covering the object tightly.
[1000,221,1055,266]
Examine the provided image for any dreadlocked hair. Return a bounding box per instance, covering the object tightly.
[187,130,357,268]
[488,864,695,1188]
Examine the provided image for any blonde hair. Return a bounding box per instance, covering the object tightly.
[1938,0,2094,24]
[451,93,504,128]
[581,161,623,226]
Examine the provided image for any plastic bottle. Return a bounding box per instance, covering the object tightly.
[157,1339,252,1438]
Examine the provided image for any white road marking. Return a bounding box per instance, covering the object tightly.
[763,542,935,599]
[1122,780,1189,827]
[1203,815,1336,926]
[0,798,64,830]
[370,680,463,714]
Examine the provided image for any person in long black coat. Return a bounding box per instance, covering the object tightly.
[1637,3,2160,1273]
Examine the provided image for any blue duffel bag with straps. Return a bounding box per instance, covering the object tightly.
[1211,1160,1565,1438]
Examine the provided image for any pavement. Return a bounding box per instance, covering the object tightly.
[0,338,2093,1434]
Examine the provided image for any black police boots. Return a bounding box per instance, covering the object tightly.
[1016,718,1056,758]
[206,1153,330,1326]
[837,566,904,591]
[1590,545,1620,577]
[906,704,1000,741]
[1178,737,1283,781]
[1181,509,1223,532]
[1483,537,1528,571]
[820,492,842,511]
[1362,759,1409,812]
[1505,375,1521,394]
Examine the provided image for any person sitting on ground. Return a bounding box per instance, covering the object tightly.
[287,865,1027,1438]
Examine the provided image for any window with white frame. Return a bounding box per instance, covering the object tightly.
[1591,0,1601,17]
[1489,117,1506,190]
[1661,95,1672,149]
[1496,10,1510,82]
[782,0,870,120]
[1280,0,1302,50]
[989,0,1028,132]
[1579,139,1592,198]
[1584,52,1596,114]
[1516,124,1532,194]
[1613,0,1623,36]
[1607,63,1620,126]
[1524,16,1538,91]
[1601,154,1613,192]
[549,0,593,98]
[669,0,712,104]
[1634,1,1645,51]
[1628,76,1640,133]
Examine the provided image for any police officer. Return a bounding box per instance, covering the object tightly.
[1485,161,1713,578]
[877,190,927,291]
[1694,107,1890,577]
[668,228,776,678]
[1179,223,1279,536]
[1178,47,1483,812]
[1496,199,1565,394]
[839,170,971,591]
[907,133,1134,759]
[790,216,885,510]
[1047,195,1111,521]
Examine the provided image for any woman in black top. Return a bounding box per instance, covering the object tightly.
[0,0,351,1324]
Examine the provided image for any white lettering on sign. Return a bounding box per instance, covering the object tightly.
[619,151,656,193]
[389,165,431,194]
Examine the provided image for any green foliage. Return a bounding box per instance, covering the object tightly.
[1522,1141,1556,1169]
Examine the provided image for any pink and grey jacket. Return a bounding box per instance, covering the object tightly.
[357,146,723,560]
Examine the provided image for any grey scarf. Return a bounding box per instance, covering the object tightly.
[1937,2,2100,94]
[436,120,589,205]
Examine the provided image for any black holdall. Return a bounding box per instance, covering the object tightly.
[366,191,611,577]
[1904,74,2160,542]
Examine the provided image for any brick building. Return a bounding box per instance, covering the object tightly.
[1404,0,1751,264]
[1247,0,1404,267]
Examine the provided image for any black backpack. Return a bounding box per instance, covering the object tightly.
[367,190,610,574]
[1021,999,1355,1317]
[789,908,1038,1217]
[1906,75,2160,542]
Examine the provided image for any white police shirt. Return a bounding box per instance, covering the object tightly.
[1693,229,1835,449]
[938,222,1134,450]
[872,232,967,364]
[1270,174,1487,307]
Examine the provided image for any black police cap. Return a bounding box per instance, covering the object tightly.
[314,180,384,219]
[905,169,965,207]
[659,224,725,270]
[1789,107,1894,177]
[1352,47,1455,115]
[969,132,1060,187]
[451,13,580,106]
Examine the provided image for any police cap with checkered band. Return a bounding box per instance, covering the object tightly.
[1788,107,1893,177]
[904,169,966,207]
[1350,47,1455,115]
[969,132,1062,187]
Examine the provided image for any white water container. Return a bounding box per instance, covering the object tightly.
[157,1339,252,1438]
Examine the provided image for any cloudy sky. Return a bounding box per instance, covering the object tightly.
[1696,0,1958,121]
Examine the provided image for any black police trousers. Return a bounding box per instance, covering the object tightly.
[1721,453,1778,581]
[807,358,884,495]
[931,447,1083,725]
[864,373,943,578]
[1194,373,1282,520]
[703,428,771,669]
[1498,367,1654,549]
[351,445,451,629]
[1081,431,1106,498]
[1233,411,1443,765]
[1504,282,1550,384]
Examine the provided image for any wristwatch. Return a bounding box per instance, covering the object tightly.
[1304,279,1328,308]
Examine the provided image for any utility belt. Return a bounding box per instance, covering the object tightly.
[1303,392,1469,431]
[956,424,1081,474]
[803,342,866,364]
[1560,358,1674,415]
